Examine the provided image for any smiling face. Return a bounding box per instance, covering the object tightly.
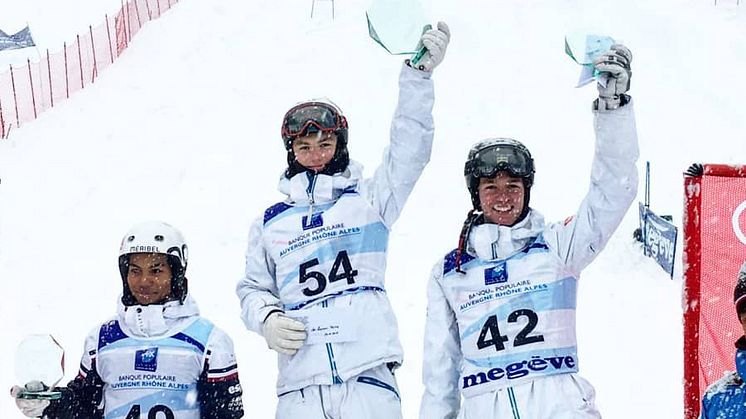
[291,132,338,173]
[478,172,526,226]
[126,253,173,305]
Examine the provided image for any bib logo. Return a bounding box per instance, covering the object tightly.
[733,200,746,245]
[484,262,508,285]
[302,212,324,231]
[135,348,158,372]
[462,354,576,390]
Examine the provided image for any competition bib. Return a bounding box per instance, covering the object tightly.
[441,236,580,396]
[263,192,390,310]
[95,319,213,419]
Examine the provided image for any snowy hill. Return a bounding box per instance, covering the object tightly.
[1,0,745,417]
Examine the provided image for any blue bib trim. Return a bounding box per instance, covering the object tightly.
[444,234,550,278]
[98,321,129,350]
[98,319,214,354]
[285,286,385,310]
[264,202,293,225]
[443,248,477,276]
[174,318,213,353]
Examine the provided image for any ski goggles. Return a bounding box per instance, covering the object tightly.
[465,144,534,179]
[281,102,348,140]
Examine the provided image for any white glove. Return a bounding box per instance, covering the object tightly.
[593,44,632,110]
[262,311,307,356]
[410,21,450,72]
[10,382,50,418]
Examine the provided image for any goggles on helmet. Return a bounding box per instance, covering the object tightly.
[465,144,534,179]
[281,102,348,140]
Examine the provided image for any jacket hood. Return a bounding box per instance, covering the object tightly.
[468,209,545,261]
[117,294,200,338]
[278,160,364,205]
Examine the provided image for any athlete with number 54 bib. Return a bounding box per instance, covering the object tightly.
[419,44,638,419]
[236,23,450,419]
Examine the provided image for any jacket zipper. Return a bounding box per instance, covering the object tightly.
[305,172,317,228]
[306,173,341,384]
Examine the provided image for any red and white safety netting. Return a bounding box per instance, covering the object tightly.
[684,164,746,418]
[0,0,179,138]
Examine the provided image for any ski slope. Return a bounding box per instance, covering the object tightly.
[1,0,745,417]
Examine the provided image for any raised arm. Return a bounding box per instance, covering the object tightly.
[362,23,450,227]
[545,45,639,274]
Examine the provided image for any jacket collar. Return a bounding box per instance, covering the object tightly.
[117,295,200,338]
[468,209,545,261]
[278,161,363,205]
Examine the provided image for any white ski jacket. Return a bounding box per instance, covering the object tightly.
[420,101,639,419]
[237,63,435,395]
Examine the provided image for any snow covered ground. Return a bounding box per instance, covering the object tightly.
[1,0,745,417]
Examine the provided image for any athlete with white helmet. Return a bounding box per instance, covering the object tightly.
[236,23,450,419]
[10,221,244,419]
[419,44,639,418]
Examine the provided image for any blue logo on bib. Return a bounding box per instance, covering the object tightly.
[484,262,508,285]
[302,212,324,230]
[135,348,158,372]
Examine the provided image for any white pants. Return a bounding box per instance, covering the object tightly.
[276,364,402,419]
[459,373,601,419]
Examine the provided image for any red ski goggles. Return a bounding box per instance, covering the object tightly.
[281,102,348,140]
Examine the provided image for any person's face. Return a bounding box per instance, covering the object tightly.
[740,312,746,336]
[126,253,173,305]
[291,132,338,173]
[478,172,526,226]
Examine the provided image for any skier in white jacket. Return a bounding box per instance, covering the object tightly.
[419,44,638,419]
[236,23,450,419]
[10,221,244,419]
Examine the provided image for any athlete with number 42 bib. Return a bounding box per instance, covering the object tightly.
[419,44,639,419]
[236,23,450,419]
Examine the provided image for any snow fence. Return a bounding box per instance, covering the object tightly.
[0,0,180,139]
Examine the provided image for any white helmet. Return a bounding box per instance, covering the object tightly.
[118,221,189,305]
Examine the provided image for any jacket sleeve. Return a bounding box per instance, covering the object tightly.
[42,329,104,419]
[236,216,282,335]
[419,263,461,419]
[361,62,435,227]
[198,328,244,419]
[544,98,639,275]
